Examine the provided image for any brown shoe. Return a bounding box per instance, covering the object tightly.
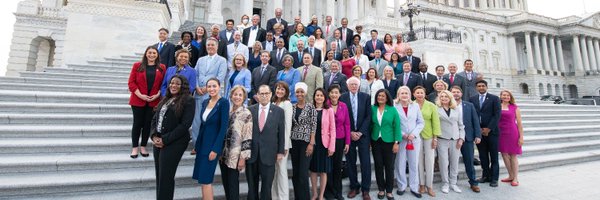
[347,189,359,198]
[190,149,196,155]
[470,185,481,193]
[418,185,426,194]
[427,187,436,197]
[362,193,371,200]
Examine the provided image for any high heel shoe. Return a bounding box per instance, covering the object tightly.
[130,154,138,159]
[141,153,149,157]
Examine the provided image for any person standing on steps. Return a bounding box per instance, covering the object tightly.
[153,28,176,68]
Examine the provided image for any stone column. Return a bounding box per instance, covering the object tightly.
[377,0,386,17]
[459,0,465,8]
[571,35,584,72]
[587,37,598,72]
[508,35,519,70]
[541,34,550,71]
[394,0,402,18]
[580,36,591,72]
[523,0,529,11]
[594,39,600,72]
[479,0,488,9]
[337,0,345,22]
[533,33,543,71]
[494,0,501,8]
[207,0,224,24]
[556,37,565,72]
[511,0,518,9]
[292,0,299,19]
[241,0,254,19]
[327,0,336,24]
[524,32,535,71]
[548,35,558,72]
[348,0,358,23]
[449,0,456,6]
[469,0,476,8]
[273,0,283,11]
[301,0,311,23]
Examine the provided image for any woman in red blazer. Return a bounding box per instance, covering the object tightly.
[127,46,166,158]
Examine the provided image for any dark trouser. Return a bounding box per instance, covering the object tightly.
[246,152,275,200]
[220,162,239,200]
[372,139,396,193]
[131,105,154,147]
[153,142,187,200]
[461,140,478,186]
[346,134,371,193]
[325,139,346,199]
[290,140,311,200]
[477,133,499,182]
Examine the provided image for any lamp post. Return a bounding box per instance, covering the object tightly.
[399,3,421,42]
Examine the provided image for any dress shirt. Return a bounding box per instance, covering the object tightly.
[248,26,258,45]
[265,41,274,51]
[226,29,233,41]
[259,103,271,122]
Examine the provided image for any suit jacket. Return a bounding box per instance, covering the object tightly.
[457,71,479,101]
[174,44,200,67]
[262,40,276,52]
[324,72,348,94]
[382,79,400,99]
[469,93,501,135]
[337,27,354,47]
[340,91,372,135]
[363,39,386,60]
[443,73,466,93]
[154,41,176,67]
[242,27,267,46]
[218,29,235,44]
[150,96,194,145]
[319,108,337,150]
[396,102,424,137]
[226,42,249,66]
[437,107,465,140]
[225,68,252,98]
[460,101,481,142]
[206,37,229,60]
[194,54,228,99]
[270,48,289,71]
[299,65,324,103]
[371,105,402,143]
[127,62,166,107]
[247,104,285,166]
[196,98,230,155]
[369,59,389,78]
[251,64,278,96]
[304,47,322,67]
[327,38,347,52]
[290,51,304,68]
[418,72,436,95]
[397,72,423,92]
[266,18,288,34]
[322,24,337,40]
[399,55,421,73]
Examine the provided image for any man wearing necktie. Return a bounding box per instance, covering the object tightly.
[269,38,288,71]
[306,36,322,67]
[443,63,466,95]
[226,31,249,67]
[291,40,306,68]
[266,8,288,35]
[457,59,480,101]
[364,30,385,60]
[299,53,323,103]
[251,51,278,104]
[154,28,175,67]
[397,61,423,92]
[337,18,354,47]
[399,48,421,73]
[419,62,437,95]
[324,60,348,93]
[369,50,388,78]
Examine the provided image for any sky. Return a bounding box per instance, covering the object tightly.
[0,0,599,76]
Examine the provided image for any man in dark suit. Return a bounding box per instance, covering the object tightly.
[306,36,322,67]
[451,86,482,193]
[399,48,421,73]
[251,51,278,104]
[337,17,354,47]
[469,80,501,188]
[154,28,176,67]
[218,19,236,44]
[443,63,467,93]
[397,61,423,92]
[262,32,276,52]
[290,40,305,68]
[208,24,228,60]
[363,30,386,60]
[243,14,267,48]
[324,60,348,93]
[270,38,288,71]
[340,77,372,200]
[418,62,436,95]
[266,8,288,35]
[329,42,342,61]
[458,59,481,101]
[246,85,286,200]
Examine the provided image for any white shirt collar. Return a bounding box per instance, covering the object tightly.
[259,103,270,111]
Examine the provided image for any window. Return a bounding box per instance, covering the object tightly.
[492,37,497,44]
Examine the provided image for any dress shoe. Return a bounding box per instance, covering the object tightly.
[441,184,449,194]
[347,189,359,198]
[511,181,519,187]
[386,194,395,200]
[362,193,371,200]
[418,185,426,194]
[490,181,498,187]
[470,185,481,193]
[140,153,149,157]
[427,187,436,197]
[501,178,513,182]
[473,159,481,166]
[377,192,385,199]
[477,177,490,183]
[396,189,404,196]
[450,185,462,193]
[130,154,138,159]
[410,190,422,198]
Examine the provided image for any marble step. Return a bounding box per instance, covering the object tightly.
[522,119,600,127]
[0,82,127,94]
[20,71,128,82]
[524,124,600,135]
[44,67,130,77]
[523,139,600,156]
[0,90,128,104]
[68,64,132,72]
[520,114,600,120]
[519,109,600,115]
[0,125,129,138]
[515,103,600,110]
[525,132,600,144]
[88,60,136,67]
[0,102,130,114]
[0,113,131,125]
[0,137,133,154]
[105,57,141,63]
[0,76,124,88]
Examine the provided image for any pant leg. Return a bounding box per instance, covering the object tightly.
[448,139,460,186]
[191,96,205,147]
[156,142,187,200]
[407,137,421,192]
[437,139,451,185]
[291,140,310,200]
[357,135,372,192]
[153,146,160,198]
[326,139,345,198]
[382,141,396,194]
[372,139,385,192]
[488,134,500,182]
[131,106,145,147]
[271,150,289,200]
[220,162,240,200]
[246,160,260,200]
[395,141,408,191]
[477,135,491,179]
[260,162,276,200]
[346,140,359,190]
[461,141,478,186]
[140,105,154,147]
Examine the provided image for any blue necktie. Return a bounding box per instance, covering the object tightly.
[352,94,358,129]
[479,94,485,109]
[158,43,163,52]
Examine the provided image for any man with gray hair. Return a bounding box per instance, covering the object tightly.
[243,14,266,47]
[209,24,229,59]
[267,8,288,34]
[226,31,249,66]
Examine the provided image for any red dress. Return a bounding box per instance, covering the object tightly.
[340,58,357,78]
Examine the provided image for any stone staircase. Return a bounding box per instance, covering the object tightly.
[1,56,600,199]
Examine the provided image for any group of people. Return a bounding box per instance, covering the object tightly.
[126,8,525,200]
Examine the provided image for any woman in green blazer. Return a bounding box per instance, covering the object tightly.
[371,88,402,200]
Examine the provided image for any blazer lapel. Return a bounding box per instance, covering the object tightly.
[438,107,450,121]
[205,99,220,121]
[261,105,275,133]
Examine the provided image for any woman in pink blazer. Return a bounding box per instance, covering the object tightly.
[325,84,351,199]
[310,88,336,200]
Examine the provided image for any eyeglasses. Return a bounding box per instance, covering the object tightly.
[258,92,270,96]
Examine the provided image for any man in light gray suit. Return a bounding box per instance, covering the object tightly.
[328,29,347,52]
[192,38,228,154]
[369,49,388,78]
[226,31,249,67]
[322,15,337,40]
[457,59,481,101]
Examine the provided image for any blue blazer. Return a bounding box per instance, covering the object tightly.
[218,29,235,44]
[340,91,372,136]
[195,55,228,99]
[161,65,197,96]
[382,79,400,99]
[363,39,386,60]
[461,101,481,142]
[225,68,252,98]
[277,68,301,103]
[469,93,501,135]
[196,97,230,155]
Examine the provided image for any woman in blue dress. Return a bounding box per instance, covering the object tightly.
[277,54,301,103]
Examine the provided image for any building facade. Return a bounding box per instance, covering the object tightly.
[7,0,600,98]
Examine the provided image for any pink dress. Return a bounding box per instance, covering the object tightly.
[498,104,522,155]
[393,43,411,57]
[383,44,394,61]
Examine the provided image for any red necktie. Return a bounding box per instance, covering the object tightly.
[303,66,309,81]
[326,26,330,36]
[450,74,454,85]
[372,40,376,50]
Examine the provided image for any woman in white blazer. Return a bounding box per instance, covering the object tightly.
[435,90,465,194]
[393,86,425,198]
